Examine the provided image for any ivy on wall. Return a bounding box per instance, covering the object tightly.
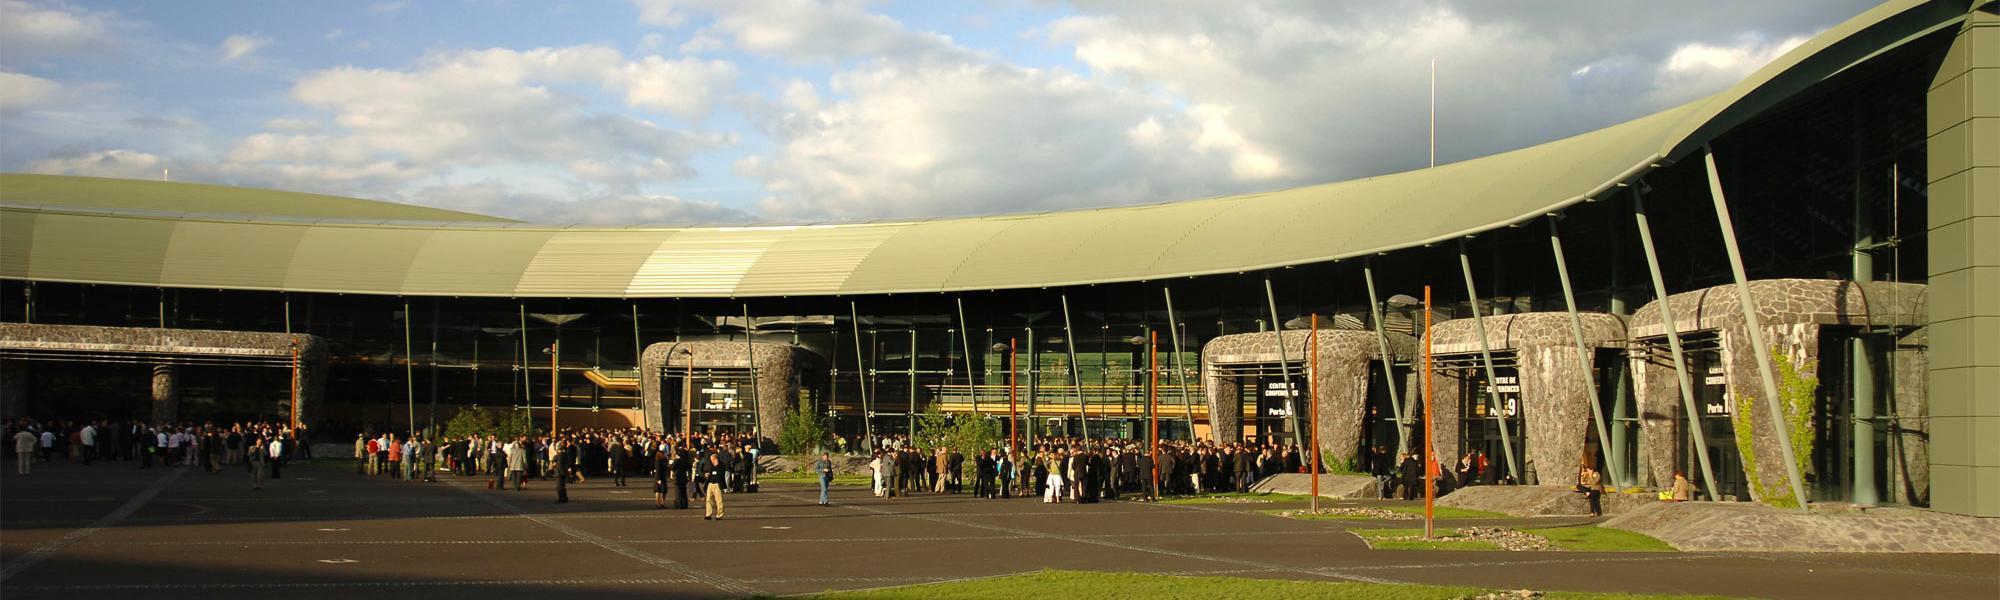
[1731,348,1819,508]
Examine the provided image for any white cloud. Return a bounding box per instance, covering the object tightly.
[369,1,407,15]
[0,0,116,64]
[210,44,734,199]
[324,28,344,42]
[1648,34,1809,106]
[27,149,165,179]
[219,33,272,63]
[409,181,750,224]
[636,0,962,63]
[0,71,60,113]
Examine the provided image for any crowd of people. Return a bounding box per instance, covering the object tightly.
[862,436,1323,503]
[7,418,306,488]
[11,415,1527,513]
[359,428,767,520]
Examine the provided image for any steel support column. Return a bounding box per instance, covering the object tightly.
[1549,216,1624,486]
[849,301,874,451]
[1364,260,1411,454]
[1263,275,1306,449]
[403,299,417,437]
[1162,286,1198,435]
[1459,240,1522,481]
[1851,168,1879,507]
[1634,191,1719,498]
[1705,149,1810,509]
[745,304,761,444]
[1059,294,1088,441]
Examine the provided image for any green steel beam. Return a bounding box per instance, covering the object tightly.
[1362,260,1411,455]
[1549,216,1624,487]
[1459,239,1522,481]
[1704,149,1810,510]
[1634,189,1720,500]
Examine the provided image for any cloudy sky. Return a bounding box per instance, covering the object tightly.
[0,0,1876,224]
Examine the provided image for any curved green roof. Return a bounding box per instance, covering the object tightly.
[0,0,1967,298]
[0,174,514,223]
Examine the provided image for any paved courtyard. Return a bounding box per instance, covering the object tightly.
[2,461,1995,599]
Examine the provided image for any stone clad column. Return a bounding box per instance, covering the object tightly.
[151,364,178,423]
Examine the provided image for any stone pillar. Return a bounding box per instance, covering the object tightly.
[1629,348,1683,489]
[1926,5,2000,517]
[1404,365,1463,470]
[1518,343,1595,488]
[150,365,178,423]
[1202,365,1242,443]
[0,360,27,420]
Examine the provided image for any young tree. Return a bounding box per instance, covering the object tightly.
[443,407,494,439]
[778,400,830,456]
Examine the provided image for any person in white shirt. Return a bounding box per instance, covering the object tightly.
[38,429,55,463]
[267,436,285,479]
[15,429,38,474]
[79,423,98,465]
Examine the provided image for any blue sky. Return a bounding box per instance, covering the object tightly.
[1,0,1877,223]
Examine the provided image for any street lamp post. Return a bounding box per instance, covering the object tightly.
[543,341,559,433]
[679,347,695,437]
[994,340,1019,458]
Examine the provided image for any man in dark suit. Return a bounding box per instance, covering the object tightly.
[1399,452,1424,500]
[973,451,994,498]
[554,439,572,503]
[1231,446,1255,493]
[671,447,692,509]
[609,440,629,487]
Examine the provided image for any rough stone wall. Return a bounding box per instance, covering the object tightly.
[0,323,330,430]
[1891,327,1929,506]
[1627,279,1928,504]
[1200,329,1414,462]
[640,341,825,446]
[1201,365,1243,443]
[1404,362,1463,467]
[1630,350,1683,489]
[1426,312,1625,487]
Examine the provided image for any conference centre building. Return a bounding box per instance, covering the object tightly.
[2,0,1995,517]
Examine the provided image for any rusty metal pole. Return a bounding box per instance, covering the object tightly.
[1009,337,1019,458]
[1149,330,1160,500]
[1424,286,1436,540]
[290,337,300,432]
[550,340,560,434]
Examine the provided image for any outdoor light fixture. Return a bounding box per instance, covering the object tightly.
[1386,294,1421,308]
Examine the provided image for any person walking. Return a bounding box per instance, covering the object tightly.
[247,436,267,490]
[505,438,527,491]
[267,435,285,480]
[553,439,571,504]
[671,447,692,510]
[652,447,673,509]
[1579,464,1605,517]
[14,427,36,475]
[702,453,728,520]
[813,452,835,506]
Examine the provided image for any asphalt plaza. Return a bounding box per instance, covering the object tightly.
[2,461,1995,599]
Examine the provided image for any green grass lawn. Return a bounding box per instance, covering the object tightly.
[781,569,1735,599]
[1263,505,1510,521]
[1351,528,1503,551]
[1380,505,1510,519]
[1351,526,1675,553]
[1159,491,1314,505]
[758,471,872,486]
[1521,526,1677,552]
